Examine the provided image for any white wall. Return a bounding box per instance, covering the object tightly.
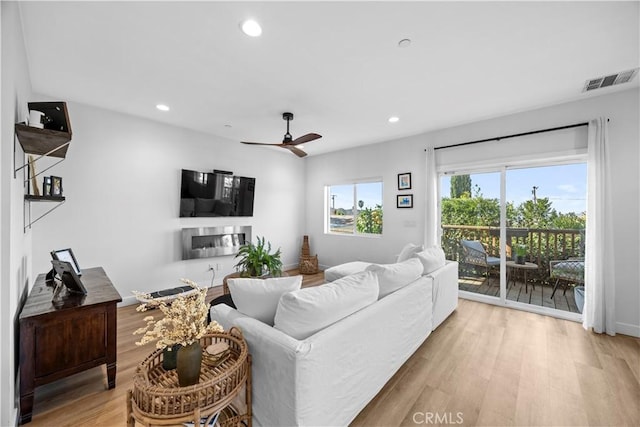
[306,88,640,337]
[30,101,306,305]
[1,2,34,425]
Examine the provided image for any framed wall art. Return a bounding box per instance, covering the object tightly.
[398,172,411,190]
[397,194,413,208]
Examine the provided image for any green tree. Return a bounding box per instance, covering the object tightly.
[552,211,586,229]
[450,175,472,198]
[356,204,383,234]
[514,198,556,228]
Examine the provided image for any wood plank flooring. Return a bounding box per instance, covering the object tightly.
[25,271,638,427]
[459,276,580,313]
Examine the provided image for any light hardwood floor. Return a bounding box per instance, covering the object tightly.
[25,272,639,427]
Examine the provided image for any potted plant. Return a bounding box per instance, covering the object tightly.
[234,236,283,277]
[514,244,527,265]
[133,279,223,385]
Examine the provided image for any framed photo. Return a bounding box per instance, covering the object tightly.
[397,194,413,208]
[51,248,82,276]
[398,172,412,190]
[51,176,63,196]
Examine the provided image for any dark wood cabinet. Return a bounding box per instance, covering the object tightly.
[19,267,122,424]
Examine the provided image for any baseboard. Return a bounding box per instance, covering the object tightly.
[616,321,640,338]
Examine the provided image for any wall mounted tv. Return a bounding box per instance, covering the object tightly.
[180,169,255,217]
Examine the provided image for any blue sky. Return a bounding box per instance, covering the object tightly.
[330,182,383,210]
[441,163,587,214]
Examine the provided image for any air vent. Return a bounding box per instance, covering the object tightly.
[583,68,639,92]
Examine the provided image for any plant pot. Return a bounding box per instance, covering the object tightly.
[176,342,202,387]
[162,344,181,370]
[515,255,525,265]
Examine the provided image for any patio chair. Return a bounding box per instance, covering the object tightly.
[460,239,501,284]
[549,258,585,299]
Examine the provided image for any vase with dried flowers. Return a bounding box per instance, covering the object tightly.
[133,278,223,387]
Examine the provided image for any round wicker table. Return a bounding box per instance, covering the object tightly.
[127,328,252,427]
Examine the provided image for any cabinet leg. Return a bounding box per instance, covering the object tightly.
[107,362,117,389]
[19,391,34,424]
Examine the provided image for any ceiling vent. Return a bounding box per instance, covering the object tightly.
[583,68,639,92]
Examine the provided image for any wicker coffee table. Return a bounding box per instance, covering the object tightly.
[127,328,252,427]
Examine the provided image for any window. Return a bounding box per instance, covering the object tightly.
[326,180,383,235]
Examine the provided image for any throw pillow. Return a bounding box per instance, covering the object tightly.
[273,271,379,340]
[396,243,424,263]
[365,257,423,298]
[417,246,446,274]
[227,275,302,325]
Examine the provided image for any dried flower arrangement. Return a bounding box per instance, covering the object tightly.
[133,278,223,349]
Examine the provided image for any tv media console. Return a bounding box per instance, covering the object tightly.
[18,267,122,424]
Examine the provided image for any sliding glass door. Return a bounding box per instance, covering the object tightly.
[440,161,586,318]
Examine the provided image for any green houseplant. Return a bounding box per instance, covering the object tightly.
[234,236,283,277]
[514,244,527,265]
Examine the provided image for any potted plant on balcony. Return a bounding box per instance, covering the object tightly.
[234,236,283,277]
[514,244,527,265]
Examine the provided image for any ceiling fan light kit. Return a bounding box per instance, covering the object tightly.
[241,112,322,158]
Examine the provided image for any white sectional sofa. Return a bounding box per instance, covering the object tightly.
[210,249,458,427]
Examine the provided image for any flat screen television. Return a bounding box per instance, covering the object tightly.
[180,169,255,217]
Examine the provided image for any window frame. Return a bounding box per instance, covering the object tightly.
[324,178,384,237]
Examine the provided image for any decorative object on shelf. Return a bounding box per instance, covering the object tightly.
[234,236,283,277]
[299,235,319,274]
[42,176,52,196]
[176,342,202,386]
[398,172,412,190]
[28,155,40,196]
[50,176,63,196]
[514,244,527,265]
[133,278,223,385]
[397,194,413,208]
[27,110,45,129]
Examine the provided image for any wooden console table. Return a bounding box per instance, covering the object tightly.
[19,267,122,424]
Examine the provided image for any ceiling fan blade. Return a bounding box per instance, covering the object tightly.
[284,145,308,158]
[241,141,280,146]
[290,133,322,145]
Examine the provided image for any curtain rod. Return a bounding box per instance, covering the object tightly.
[432,121,591,151]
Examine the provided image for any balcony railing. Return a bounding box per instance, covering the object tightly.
[442,224,585,283]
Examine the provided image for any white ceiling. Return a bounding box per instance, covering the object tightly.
[18,1,639,156]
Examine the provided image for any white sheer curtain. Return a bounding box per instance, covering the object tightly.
[424,147,439,247]
[583,117,616,335]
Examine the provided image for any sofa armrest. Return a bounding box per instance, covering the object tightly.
[427,260,459,329]
[210,304,309,427]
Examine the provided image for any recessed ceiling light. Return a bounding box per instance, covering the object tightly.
[388,116,400,123]
[241,19,262,37]
[156,104,170,111]
[398,39,411,48]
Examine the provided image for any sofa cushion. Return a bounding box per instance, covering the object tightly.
[365,258,423,298]
[417,246,446,274]
[324,261,372,282]
[227,275,302,325]
[273,271,379,340]
[396,243,424,263]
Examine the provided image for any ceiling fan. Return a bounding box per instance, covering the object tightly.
[241,112,322,158]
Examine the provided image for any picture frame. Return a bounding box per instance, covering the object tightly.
[398,172,412,190]
[51,259,87,295]
[397,194,413,208]
[51,248,82,276]
[50,176,63,196]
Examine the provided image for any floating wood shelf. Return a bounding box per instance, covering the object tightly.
[24,195,66,202]
[14,124,71,158]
